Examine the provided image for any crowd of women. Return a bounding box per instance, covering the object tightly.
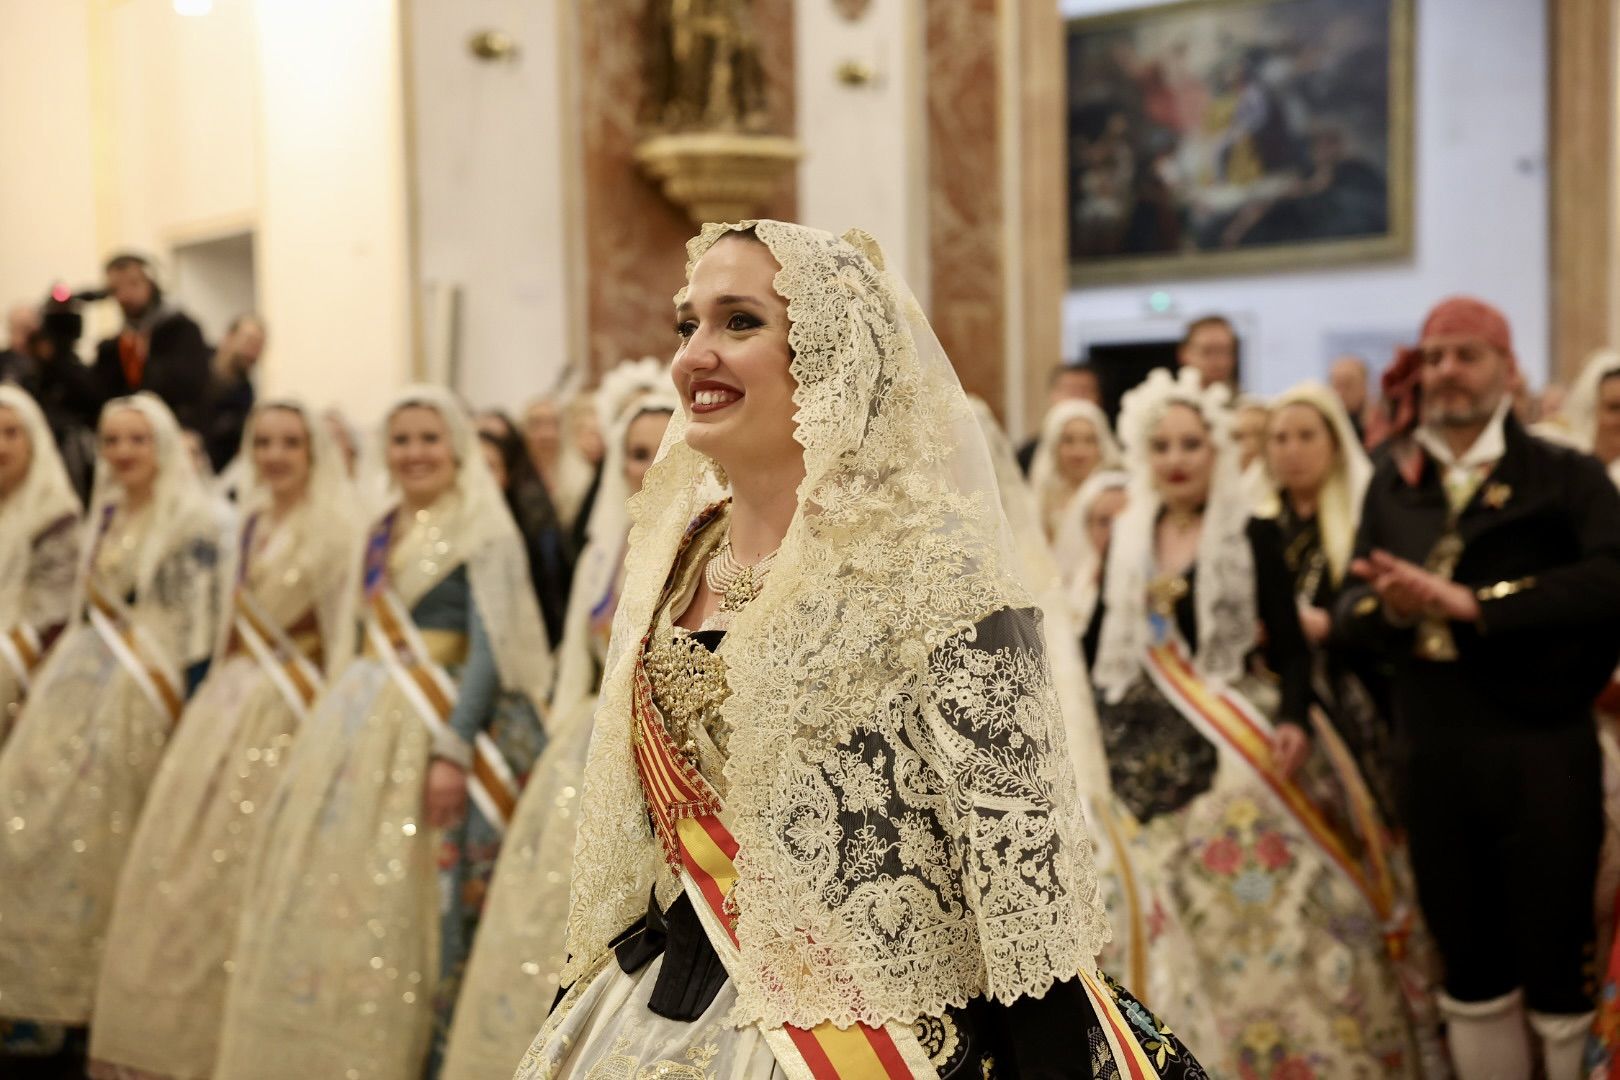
[1,218,1619,1079]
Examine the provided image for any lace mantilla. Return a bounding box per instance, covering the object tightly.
[562,221,1109,1032]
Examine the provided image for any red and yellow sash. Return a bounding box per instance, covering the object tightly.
[86,581,184,725]
[0,622,45,693]
[367,588,520,832]
[233,588,323,722]
[630,654,1157,1080]
[1143,642,1395,921]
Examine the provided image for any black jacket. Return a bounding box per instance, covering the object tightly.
[88,309,212,430]
[1335,416,1620,734]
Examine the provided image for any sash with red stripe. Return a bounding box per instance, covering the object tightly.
[1143,642,1395,920]
[629,654,1161,1080]
[367,588,521,832]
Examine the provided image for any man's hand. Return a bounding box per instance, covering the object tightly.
[1297,603,1332,645]
[1350,549,1481,623]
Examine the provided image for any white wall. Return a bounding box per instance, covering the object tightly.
[405,0,575,409]
[0,0,100,320]
[1060,0,1551,393]
[253,0,413,421]
[794,0,930,292]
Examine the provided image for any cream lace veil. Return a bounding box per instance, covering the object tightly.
[77,393,218,609]
[1027,400,1122,531]
[1563,348,1620,452]
[377,385,554,712]
[217,399,363,672]
[0,386,80,619]
[552,359,678,714]
[1091,366,1257,701]
[563,220,1109,1031]
[1059,468,1129,629]
[1252,381,1371,588]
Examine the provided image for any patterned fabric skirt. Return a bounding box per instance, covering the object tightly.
[89,654,301,1079]
[0,626,174,1025]
[1097,678,1421,1080]
[214,661,441,1080]
[441,694,595,1080]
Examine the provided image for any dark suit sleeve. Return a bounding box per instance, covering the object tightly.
[142,315,212,429]
[1248,517,1311,727]
[1476,454,1620,636]
[1333,474,1415,656]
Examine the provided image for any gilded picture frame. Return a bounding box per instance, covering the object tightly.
[1066,0,1414,286]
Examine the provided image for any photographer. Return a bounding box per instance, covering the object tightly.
[86,253,211,429]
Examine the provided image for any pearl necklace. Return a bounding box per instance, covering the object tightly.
[704,540,779,615]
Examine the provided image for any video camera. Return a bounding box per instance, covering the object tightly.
[38,283,110,349]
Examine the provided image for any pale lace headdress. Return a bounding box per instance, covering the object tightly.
[0,386,80,619]
[552,360,679,713]
[1252,381,1372,587]
[563,220,1110,1030]
[1027,399,1122,541]
[376,385,554,710]
[217,399,363,672]
[77,394,218,605]
[1562,348,1620,452]
[1090,366,1257,701]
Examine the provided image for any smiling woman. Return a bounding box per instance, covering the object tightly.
[0,394,222,1059]
[515,220,1207,1080]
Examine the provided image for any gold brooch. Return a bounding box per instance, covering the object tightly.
[1482,482,1512,509]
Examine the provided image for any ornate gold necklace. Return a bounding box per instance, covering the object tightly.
[704,540,779,614]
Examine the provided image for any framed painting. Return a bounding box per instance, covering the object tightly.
[1066,0,1413,284]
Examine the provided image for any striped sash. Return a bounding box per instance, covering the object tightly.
[233,588,323,723]
[86,581,184,725]
[1142,641,1395,920]
[629,655,1157,1080]
[367,588,519,832]
[0,622,45,693]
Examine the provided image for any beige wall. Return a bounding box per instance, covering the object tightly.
[793,0,929,293]
[253,0,413,420]
[0,0,100,322]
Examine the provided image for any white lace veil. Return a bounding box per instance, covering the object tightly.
[377,385,554,711]
[564,220,1109,1031]
[1091,367,1257,701]
[1563,348,1620,452]
[1027,399,1121,542]
[1059,468,1129,628]
[0,386,81,620]
[552,360,678,715]
[217,400,363,672]
[78,394,218,608]
[1252,381,1372,588]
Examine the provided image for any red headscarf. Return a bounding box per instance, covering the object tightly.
[1382,296,1516,438]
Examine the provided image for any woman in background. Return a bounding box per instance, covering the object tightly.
[442,362,676,1080]
[478,409,574,647]
[89,400,358,1080]
[0,394,221,1063]
[0,386,81,746]
[216,386,551,1080]
[1027,398,1120,547]
[1085,367,1416,1077]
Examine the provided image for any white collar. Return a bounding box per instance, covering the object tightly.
[1415,397,1512,471]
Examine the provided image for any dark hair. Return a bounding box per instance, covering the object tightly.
[1180,315,1234,349]
[104,252,163,307]
[1050,362,1100,387]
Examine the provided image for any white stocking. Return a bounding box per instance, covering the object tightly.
[1439,990,1532,1080]
[1529,1009,1595,1080]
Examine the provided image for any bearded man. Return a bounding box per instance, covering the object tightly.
[1336,296,1620,1080]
